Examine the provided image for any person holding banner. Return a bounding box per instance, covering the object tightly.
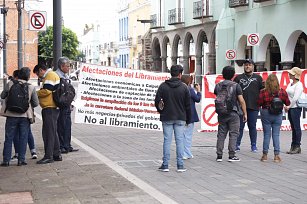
[181,75,201,160]
[257,74,290,162]
[155,65,191,172]
[214,66,247,162]
[285,67,304,154]
[234,59,263,152]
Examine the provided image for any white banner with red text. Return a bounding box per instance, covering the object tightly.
[74,63,170,131]
[201,70,307,131]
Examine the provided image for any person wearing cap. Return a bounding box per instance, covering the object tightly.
[234,59,263,152]
[154,64,191,172]
[285,67,304,154]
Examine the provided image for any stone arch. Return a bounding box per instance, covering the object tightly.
[257,34,273,62]
[237,35,247,60]
[151,37,162,71]
[161,36,170,72]
[208,29,216,74]
[182,32,194,73]
[194,29,208,83]
[171,34,181,66]
[284,30,303,62]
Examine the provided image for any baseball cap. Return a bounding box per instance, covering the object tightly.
[244,59,255,65]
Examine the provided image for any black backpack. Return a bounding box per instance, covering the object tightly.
[215,82,236,115]
[268,92,283,115]
[5,80,29,113]
[53,78,76,108]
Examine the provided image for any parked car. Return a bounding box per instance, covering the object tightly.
[70,69,80,81]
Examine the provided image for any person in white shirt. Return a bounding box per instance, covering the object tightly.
[285,67,304,154]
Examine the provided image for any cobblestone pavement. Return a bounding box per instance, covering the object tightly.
[0,80,307,203]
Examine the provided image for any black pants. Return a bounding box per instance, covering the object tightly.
[57,106,72,150]
[42,108,60,159]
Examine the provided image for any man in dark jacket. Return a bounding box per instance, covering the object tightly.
[154,64,191,172]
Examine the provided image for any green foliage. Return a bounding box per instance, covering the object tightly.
[38,26,79,67]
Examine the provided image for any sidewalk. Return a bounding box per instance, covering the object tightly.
[0,116,159,204]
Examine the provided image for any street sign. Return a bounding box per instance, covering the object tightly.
[247,33,260,46]
[29,11,47,31]
[225,49,236,60]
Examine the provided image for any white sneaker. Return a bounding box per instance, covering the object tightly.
[31,152,38,159]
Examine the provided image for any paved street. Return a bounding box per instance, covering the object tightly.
[0,81,307,203]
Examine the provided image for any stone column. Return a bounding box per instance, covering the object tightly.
[279,61,294,70]
[182,56,189,74]
[255,61,265,72]
[171,56,178,66]
[195,55,203,84]
[207,53,216,74]
[161,56,167,72]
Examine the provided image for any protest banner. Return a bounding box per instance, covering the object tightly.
[201,70,307,131]
[74,63,170,131]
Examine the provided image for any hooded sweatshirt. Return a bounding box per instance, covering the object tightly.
[155,77,191,124]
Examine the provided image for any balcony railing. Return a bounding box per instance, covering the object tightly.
[229,0,249,8]
[193,0,212,19]
[150,14,164,29]
[254,0,271,2]
[168,8,184,25]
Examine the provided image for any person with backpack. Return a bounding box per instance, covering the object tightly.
[8,70,38,161]
[214,66,247,162]
[55,57,77,154]
[181,75,201,160]
[234,59,263,153]
[285,67,304,154]
[257,74,290,162]
[155,64,191,172]
[0,67,39,167]
[33,63,62,164]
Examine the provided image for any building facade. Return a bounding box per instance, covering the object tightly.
[0,0,38,78]
[127,0,151,70]
[150,0,307,82]
[79,24,101,65]
[118,0,130,68]
[217,0,307,73]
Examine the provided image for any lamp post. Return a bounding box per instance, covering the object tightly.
[53,0,62,70]
[17,0,23,69]
[1,0,8,87]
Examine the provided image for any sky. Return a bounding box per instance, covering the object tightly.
[26,0,118,37]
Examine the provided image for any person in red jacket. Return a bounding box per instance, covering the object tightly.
[257,74,290,162]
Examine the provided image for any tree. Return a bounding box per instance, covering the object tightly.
[38,26,80,67]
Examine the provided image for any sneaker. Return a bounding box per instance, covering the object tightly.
[228,156,240,162]
[11,155,18,161]
[235,146,240,152]
[158,165,169,172]
[251,146,258,153]
[31,152,38,159]
[183,155,194,160]
[177,165,187,172]
[216,156,223,162]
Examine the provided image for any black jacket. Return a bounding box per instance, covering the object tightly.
[154,77,191,124]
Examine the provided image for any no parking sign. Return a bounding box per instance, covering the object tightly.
[29,10,47,31]
[247,33,260,46]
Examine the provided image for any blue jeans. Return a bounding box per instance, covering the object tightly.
[57,107,72,150]
[162,120,185,167]
[288,108,302,146]
[237,109,259,147]
[260,109,282,155]
[13,128,36,154]
[2,117,30,162]
[183,123,194,158]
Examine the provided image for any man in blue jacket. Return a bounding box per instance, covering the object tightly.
[155,64,191,172]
